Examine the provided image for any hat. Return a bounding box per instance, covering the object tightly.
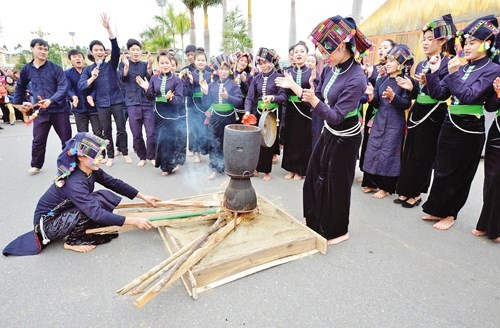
[256,47,280,68]
[386,44,414,71]
[309,15,372,58]
[234,50,253,63]
[54,133,108,187]
[212,54,232,70]
[423,14,457,40]
[458,15,499,42]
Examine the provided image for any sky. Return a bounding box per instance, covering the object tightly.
[0,0,386,58]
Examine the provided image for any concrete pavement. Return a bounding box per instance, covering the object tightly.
[0,123,499,327]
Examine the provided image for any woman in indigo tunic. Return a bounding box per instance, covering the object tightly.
[182,50,212,163]
[2,133,158,256]
[394,15,457,208]
[301,15,371,245]
[243,48,287,181]
[137,51,184,176]
[277,41,315,180]
[201,54,243,179]
[232,51,254,122]
[422,15,500,230]
[362,45,413,199]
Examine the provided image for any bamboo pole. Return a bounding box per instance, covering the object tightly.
[86,209,221,235]
[115,200,220,210]
[116,235,201,295]
[134,216,241,308]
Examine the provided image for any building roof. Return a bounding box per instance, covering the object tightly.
[360,0,499,36]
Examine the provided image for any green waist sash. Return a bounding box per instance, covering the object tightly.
[212,103,234,112]
[288,95,301,103]
[416,94,439,105]
[193,92,203,98]
[156,96,169,103]
[449,104,483,116]
[257,100,279,110]
[345,109,359,119]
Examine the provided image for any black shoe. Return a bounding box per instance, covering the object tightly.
[393,198,407,204]
[0,125,3,130]
[402,198,422,208]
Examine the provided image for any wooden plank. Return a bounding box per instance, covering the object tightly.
[191,236,317,288]
[195,249,319,294]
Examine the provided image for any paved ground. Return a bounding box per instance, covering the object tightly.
[0,122,499,327]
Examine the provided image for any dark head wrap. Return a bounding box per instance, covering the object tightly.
[386,44,414,72]
[256,47,280,68]
[423,14,457,40]
[211,54,232,70]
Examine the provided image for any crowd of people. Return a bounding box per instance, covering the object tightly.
[2,12,499,256]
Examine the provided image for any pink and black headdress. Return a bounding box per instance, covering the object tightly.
[456,15,499,57]
[211,54,232,71]
[386,44,415,72]
[423,14,457,40]
[309,15,372,60]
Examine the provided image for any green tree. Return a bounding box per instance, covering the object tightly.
[181,0,202,46]
[15,53,28,71]
[220,7,253,54]
[140,26,173,52]
[202,0,223,56]
[175,11,190,54]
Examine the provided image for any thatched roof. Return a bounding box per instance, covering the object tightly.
[360,0,500,36]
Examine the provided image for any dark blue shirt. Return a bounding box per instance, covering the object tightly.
[13,60,69,113]
[78,38,124,108]
[33,168,138,227]
[118,60,152,107]
[65,67,97,113]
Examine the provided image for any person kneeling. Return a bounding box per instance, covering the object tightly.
[3,132,160,256]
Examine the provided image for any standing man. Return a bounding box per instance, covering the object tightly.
[65,49,103,137]
[13,38,72,174]
[119,39,155,167]
[78,13,131,167]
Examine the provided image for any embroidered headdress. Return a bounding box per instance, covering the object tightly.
[256,47,280,68]
[309,15,372,59]
[211,54,232,71]
[386,44,414,71]
[54,133,108,187]
[423,14,456,40]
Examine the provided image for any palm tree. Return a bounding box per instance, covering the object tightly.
[140,26,173,52]
[289,0,296,47]
[247,0,253,53]
[153,4,178,50]
[175,11,191,55]
[222,0,228,30]
[182,0,202,46]
[202,0,223,57]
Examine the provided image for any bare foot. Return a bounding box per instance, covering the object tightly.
[421,214,442,221]
[272,154,278,164]
[115,151,122,156]
[207,172,218,180]
[284,172,294,180]
[28,167,41,175]
[161,171,170,176]
[64,243,96,253]
[194,153,201,163]
[263,173,272,181]
[187,151,194,157]
[137,160,146,167]
[362,187,377,194]
[471,229,486,237]
[493,237,500,243]
[172,165,180,172]
[327,233,349,245]
[124,155,132,164]
[150,159,156,166]
[432,216,455,230]
[253,170,259,177]
[355,177,363,183]
[372,190,389,199]
[293,174,303,180]
[106,159,113,167]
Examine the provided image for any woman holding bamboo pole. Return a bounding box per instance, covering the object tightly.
[3,133,159,256]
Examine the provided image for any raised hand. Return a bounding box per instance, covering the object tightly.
[428,54,441,73]
[187,71,193,84]
[275,71,295,89]
[220,87,228,99]
[146,51,153,66]
[365,63,374,77]
[121,53,129,67]
[382,85,395,102]
[395,76,413,91]
[135,76,149,90]
[301,81,318,106]
[365,82,374,98]
[100,13,110,29]
[240,72,247,83]
[199,78,208,94]
[414,73,427,86]
[447,56,460,75]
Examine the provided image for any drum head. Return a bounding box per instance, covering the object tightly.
[258,111,277,147]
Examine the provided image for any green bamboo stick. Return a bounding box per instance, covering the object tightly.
[148,208,220,222]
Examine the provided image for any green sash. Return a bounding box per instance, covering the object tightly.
[257,100,279,110]
[416,94,439,105]
[212,103,234,112]
[449,104,483,116]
